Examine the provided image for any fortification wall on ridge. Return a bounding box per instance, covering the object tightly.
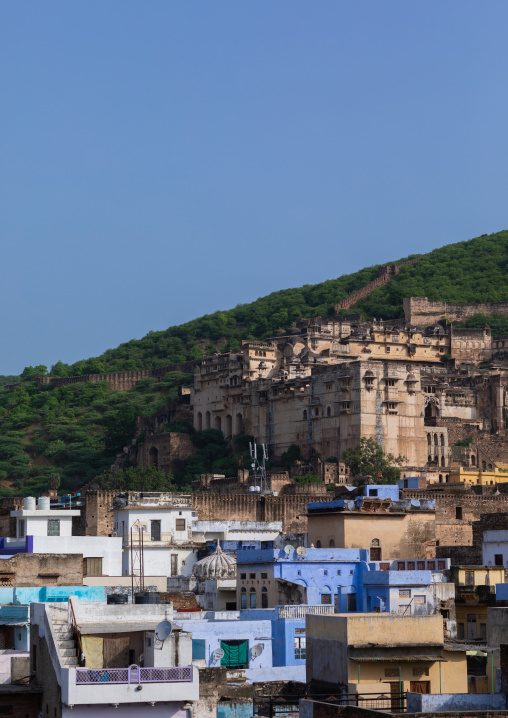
[404,296,508,325]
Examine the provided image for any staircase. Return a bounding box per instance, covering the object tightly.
[49,605,80,667]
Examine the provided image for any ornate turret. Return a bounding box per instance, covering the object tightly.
[193,544,237,581]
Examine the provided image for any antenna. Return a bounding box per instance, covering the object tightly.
[154,620,173,648]
[130,519,145,603]
[250,438,269,492]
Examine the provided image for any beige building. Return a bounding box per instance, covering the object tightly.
[306,613,468,698]
[307,503,436,560]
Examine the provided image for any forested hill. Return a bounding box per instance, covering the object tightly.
[1,230,508,498]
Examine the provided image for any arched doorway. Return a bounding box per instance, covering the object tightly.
[235,413,243,435]
[205,411,211,430]
[214,416,222,432]
[197,412,203,431]
[225,414,232,437]
[148,446,158,469]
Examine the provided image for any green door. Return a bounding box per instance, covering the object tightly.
[220,640,249,668]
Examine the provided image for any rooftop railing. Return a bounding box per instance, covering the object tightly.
[278,605,335,619]
[75,664,193,685]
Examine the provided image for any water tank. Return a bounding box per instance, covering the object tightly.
[24,496,36,511]
[38,496,50,511]
[107,594,129,604]
[135,592,160,604]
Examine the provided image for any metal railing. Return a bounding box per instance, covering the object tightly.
[75,664,193,685]
[254,692,407,717]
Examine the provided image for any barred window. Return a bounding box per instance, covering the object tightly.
[294,636,306,660]
[385,668,399,678]
[47,519,60,537]
[413,667,429,677]
[175,519,186,531]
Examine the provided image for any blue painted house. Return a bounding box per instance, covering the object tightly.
[236,547,369,612]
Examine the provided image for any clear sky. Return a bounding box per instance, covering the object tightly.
[1,2,507,375]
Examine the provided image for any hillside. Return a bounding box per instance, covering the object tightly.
[1,229,508,497]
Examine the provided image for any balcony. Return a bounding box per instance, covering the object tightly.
[75,665,192,685]
[66,664,198,706]
[278,604,335,619]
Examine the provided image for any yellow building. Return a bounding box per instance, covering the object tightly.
[306,613,468,700]
[307,504,435,560]
[448,467,506,486]
[450,565,504,641]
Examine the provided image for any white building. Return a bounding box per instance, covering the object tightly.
[10,497,122,577]
[483,530,508,567]
[193,520,282,547]
[113,493,198,578]
[31,599,198,716]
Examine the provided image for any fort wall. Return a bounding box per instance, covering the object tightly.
[38,360,198,391]
[404,296,508,325]
[334,258,421,313]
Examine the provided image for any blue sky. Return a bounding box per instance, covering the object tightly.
[1,2,507,375]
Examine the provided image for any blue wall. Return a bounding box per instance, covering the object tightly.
[0,586,106,604]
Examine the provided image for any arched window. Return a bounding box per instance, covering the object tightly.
[471,455,476,466]
[370,539,381,561]
[316,540,321,548]
[488,463,493,470]
[303,410,307,420]
[205,411,211,430]
[314,407,319,417]
[329,539,335,547]
[214,415,222,432]
[235,413,243,435]
[261,587,268,608]
[482,461,487,471]
[225,414,232,437]
[197,412,203,431]
[441,456,446,467]
[249,587,256,609]
[327,406,331,418]
[241,587,247,609]
[428,455,432,464]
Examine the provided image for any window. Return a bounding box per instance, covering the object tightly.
[465,571,475,586]
[240,573,246,579]
[261,573,267,579]
[47,519,60,537]
[414,595,426,605]
[249,589,256,609]
[437,561,446,570]
[294,636,306,660]
[370,539,381,562]
[261,587,268,608]
[192,639,206,660]
[175,519,186,531]
[407,561,415,570]
[427,561,435,570]
[337,570,341,575]
[458,623,465,639]
[399,589,411,598]
[220,640,249,669]
[329,539,335,547]
[413,667,429,677]
[324,570,328,576]
[18,519,25,539]
[316,540,321,548]
[456,507,463,520]
[397,562,405,570]
[417,561,426,570]
[150,520,161,541]
[496,554,504,566]
[321,594,331,605]
[171,554,178,575]
[385,668,399,678]
[369,489,378,497]
[249,573,256,579]
[240,589,247,609]
[83,558,103,577]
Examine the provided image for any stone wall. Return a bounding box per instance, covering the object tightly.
[38,360,198,391]
[80,490,336,536]
[0,690,42,718]
[0,553,83,586]
[136,432,195,473]
[334,259,421,314]
[404,296,508,325]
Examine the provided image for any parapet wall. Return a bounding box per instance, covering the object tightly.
[404,296,508,325]
[38,360,198,391]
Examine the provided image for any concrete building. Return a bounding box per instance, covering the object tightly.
[483,530,508,567]
[31,599,199,716]
[113,492,199,578]
[0,586,105,652]
[10,497,122,577]
[236,547,369,611]
[307,497,436,560]
[306,613,468,697]
[361,569,454,617]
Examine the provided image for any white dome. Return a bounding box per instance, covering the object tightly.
[193,545,236,580]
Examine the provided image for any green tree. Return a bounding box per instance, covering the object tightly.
[342,438,406,486]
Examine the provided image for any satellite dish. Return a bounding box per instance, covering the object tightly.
[284,545,294,556]
[155,620,173,642]
[213,648,225,662]
[296,546,306,557]
[251,644,263,657]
